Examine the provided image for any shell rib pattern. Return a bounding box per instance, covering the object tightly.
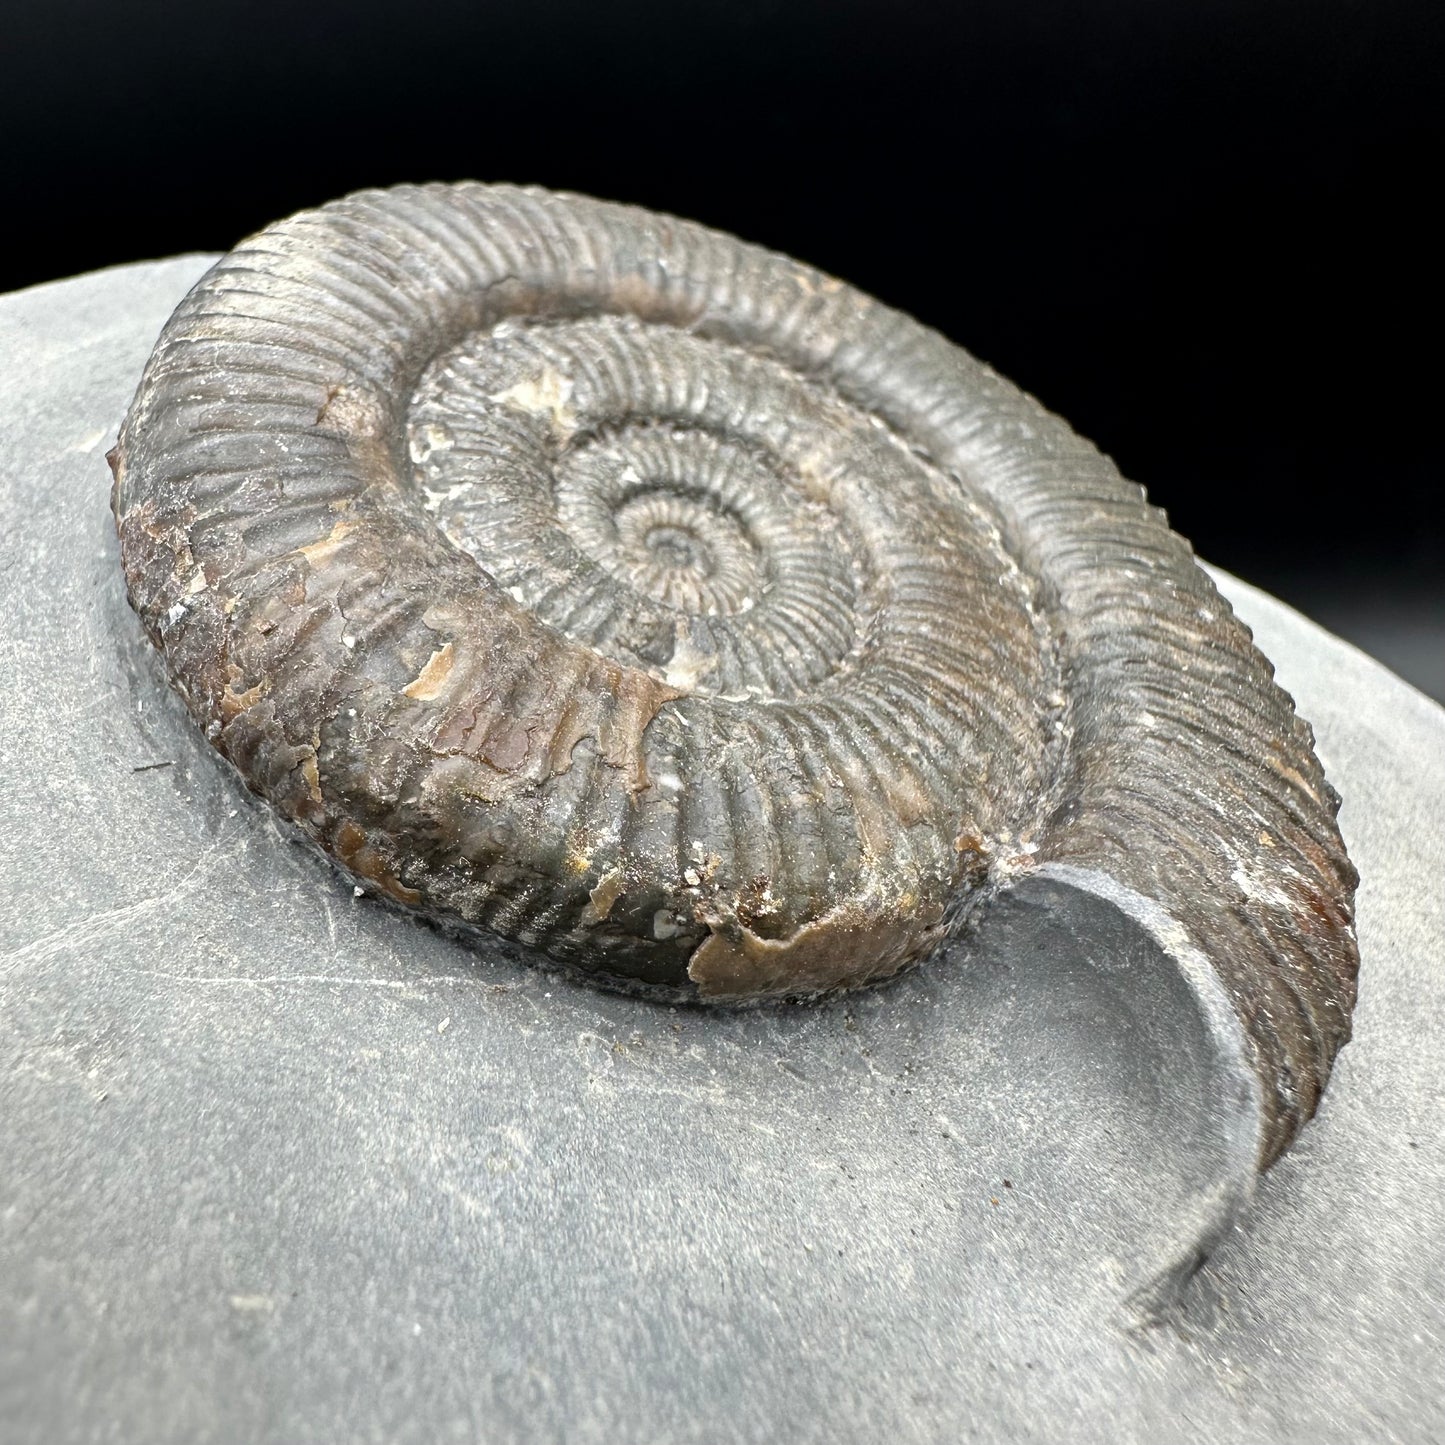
[111,183,1358,1166]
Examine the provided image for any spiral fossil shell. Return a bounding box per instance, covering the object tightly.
[111,182,1357,1166]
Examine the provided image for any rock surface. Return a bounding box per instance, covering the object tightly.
[2,257,1441,1444]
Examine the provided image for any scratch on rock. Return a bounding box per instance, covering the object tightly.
[118,970,481,989]
[0,831,244,981]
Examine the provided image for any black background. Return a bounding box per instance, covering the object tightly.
[5,0,1441,692]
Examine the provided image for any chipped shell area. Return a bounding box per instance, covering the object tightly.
[687,901,948,1000]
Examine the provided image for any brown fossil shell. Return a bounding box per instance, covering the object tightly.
[111,182,1357,1167]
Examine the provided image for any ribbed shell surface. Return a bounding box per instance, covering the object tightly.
[111,182,1357,1166]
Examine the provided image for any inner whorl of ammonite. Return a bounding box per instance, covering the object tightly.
[111,182,1358,1171]
[406,318,885,699]
[405,315,1024,707]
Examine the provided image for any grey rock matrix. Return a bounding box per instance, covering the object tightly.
[1,255,1441,1444]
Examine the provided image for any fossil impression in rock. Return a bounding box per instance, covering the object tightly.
[112,182,1357,1169]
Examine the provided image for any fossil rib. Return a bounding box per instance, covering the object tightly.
[111,182,1357,1169]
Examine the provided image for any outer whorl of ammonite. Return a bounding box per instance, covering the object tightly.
[111,182,1357,1168]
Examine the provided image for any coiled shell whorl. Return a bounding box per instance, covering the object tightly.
[111,182,1357,1167]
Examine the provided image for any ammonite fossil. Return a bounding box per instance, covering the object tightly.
[111,182,1357,1168]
